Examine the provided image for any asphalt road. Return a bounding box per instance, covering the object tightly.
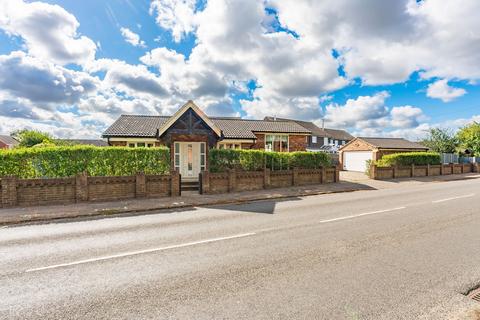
[1,177,480,319]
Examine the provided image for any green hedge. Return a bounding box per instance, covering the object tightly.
[375,152,441,167]
[209,149,332,172]
[0,146,170,178]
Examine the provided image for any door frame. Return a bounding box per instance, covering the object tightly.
[173,141,206,181]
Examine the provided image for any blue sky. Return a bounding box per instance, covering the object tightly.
[0,0,478,139]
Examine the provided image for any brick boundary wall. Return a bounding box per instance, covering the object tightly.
[370,163,478,180]
[200,167,339,194]
[0,170,180,208]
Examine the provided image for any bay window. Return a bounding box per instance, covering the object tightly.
[265,134,288,152]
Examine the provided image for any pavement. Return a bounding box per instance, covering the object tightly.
[1,175,480,319]
[0,171,478,226]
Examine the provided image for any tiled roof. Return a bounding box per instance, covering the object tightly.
[263,117,353,141]
[0,135,19,145]
[212,119,311,139]
[359,137,429,149]
[103,115,311,139]
[103,115,170,137]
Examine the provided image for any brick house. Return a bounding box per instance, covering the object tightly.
[0,135,19,149]
[264,117,353,151]
[103,101,321,180]
[339,137,429,172]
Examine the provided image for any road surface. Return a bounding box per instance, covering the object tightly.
[1,177,480,319]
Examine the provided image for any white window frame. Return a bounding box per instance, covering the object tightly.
[265,134,289,152]
[174,142,180,171]
[312,136,317,144]
[128,142,155,148]
[200,142,206,171]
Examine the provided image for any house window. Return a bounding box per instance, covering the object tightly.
[218,143,241,149]
[200,142,206,171]
[174,142,180,170]
[312,136,317,144]
[187,144,193,172]
[127,142,154,148]
[128,143,135,148]
[265,135,288,152]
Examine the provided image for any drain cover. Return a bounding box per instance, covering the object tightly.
[468,288,480,303]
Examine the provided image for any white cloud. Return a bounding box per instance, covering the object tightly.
[0,0,96,65]
[120,27,146,48]
[149,0,198,42]
[426,79,467,102]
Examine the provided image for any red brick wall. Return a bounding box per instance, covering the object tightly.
[0,173,175,208]
[109,141,127,146]
[288,135,308,151]
[251,133,265,150]
[0,141,8,149]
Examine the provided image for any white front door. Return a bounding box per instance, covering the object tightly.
[174,142,206,180]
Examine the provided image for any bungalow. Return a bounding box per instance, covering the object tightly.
[103,100,338,180]
[0,135,19,149]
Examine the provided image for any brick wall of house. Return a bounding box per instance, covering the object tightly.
[251,133,265,150]
[288,135,308,151]
[0,141,8,149]
[109,141,127,146]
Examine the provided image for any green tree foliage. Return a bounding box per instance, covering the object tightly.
[209,149,332,172]
[11,129,53,148]
[422,128,458,153]
[457,122,480,156]
[375,152,441,167]
[0,146,170,178]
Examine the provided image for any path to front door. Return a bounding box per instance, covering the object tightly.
[174,142,206,181]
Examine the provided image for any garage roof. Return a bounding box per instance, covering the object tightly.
[358,137,428,150]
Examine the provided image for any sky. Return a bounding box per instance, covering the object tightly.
[0,0,479,140]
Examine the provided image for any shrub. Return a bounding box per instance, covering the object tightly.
[209,149,332,172]
[375,152,441,167]
[0,146,170,178]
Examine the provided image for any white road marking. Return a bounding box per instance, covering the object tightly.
[255,207,407,233]
[432,194,475,204]
[25,232,256,273]
[316,207,407,224]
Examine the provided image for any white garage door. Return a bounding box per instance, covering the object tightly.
[343,151,373,172]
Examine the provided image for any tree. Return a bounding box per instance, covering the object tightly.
[457,122,480,156]
[11,129,53,148]
[422,128,458,153]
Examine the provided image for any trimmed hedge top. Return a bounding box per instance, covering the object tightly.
[209,149,332,172]
[375,152,441,167]
[0,146,170,178]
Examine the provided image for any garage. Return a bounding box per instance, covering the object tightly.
[343,151,372,172]
[339,137,430,172]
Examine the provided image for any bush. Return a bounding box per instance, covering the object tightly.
[209,149,332,172]
[375,152,441,167]
[0,146,170,178]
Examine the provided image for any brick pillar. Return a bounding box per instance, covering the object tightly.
[411,164,415,177]
[321,167,326,183]
[170,170,180,197]
[370,165,377,180]
[1,176,17,207]
[426,164,430,176]
[334,166,340,183]
[475,163,480,173]
[136,172,146,198]
[263,168,271,189]
[292,167,299,186]
[228,168,236,192]
[200,171,210,194]
[393,166,398,179]
[450,163,454,175]
[440,164,444,175]
[75,172,88,202]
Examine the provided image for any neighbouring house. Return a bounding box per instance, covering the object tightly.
[56,139,109,147]
[103,101,312,180]
[0,135,19,149]
[339,137,430,172]
[264,117,353,152]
